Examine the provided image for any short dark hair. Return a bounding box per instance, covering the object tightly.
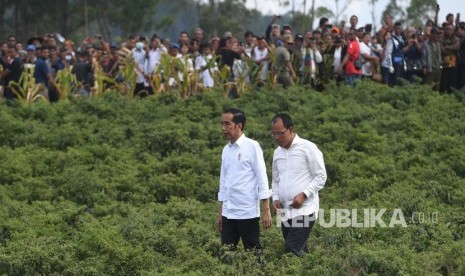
[319,17,329,27]
[272,113,294,129]
[224,108,246,130]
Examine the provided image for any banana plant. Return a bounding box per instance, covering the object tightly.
[8,67,48,105]
[91,60,117,98]
[55,67,78,101]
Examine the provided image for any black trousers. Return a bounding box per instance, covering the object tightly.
[440,67,457,93]
[221,216,261,250]
[457,64,465,90]
[281,214,316,257]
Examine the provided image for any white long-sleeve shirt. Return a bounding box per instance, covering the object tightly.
[272,134,326,220]
[218,134,271,219]
[131,48,147,83]
[195,54,216,88]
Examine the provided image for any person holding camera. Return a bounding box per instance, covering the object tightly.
[403,29,423,83]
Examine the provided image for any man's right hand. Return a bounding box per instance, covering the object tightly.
[272,200,282,213]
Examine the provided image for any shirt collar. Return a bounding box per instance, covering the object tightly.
[229,133,246,148]
[283,133,302,150]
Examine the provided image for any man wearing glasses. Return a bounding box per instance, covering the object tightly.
[270,113,326,256]
[217,108,272,251]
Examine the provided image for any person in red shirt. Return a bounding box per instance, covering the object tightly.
[337,29,362,87]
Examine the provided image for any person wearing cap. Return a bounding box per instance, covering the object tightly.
[25,45,37,67]
[273,34,297,87]
[167,43,182,87]
[421,27,442,90]
[1,46,24,100]
[331,26,340,36]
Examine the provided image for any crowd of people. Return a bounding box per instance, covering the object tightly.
[1,6,465,102]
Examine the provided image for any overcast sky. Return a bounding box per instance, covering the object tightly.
[244,0,464,28]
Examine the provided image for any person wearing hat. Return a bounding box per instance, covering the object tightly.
[331,26,340,35]
[273,34,297,87]
[25,45,37,67]
[27,36,44,47]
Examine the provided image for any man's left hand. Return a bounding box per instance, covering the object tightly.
[262,209,272,230]
[290,192,307,209]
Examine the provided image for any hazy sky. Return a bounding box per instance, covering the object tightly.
[244,0,464,28]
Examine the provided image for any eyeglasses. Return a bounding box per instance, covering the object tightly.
[271,128,289,137]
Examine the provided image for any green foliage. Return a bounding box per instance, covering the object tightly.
[1,81,465,274]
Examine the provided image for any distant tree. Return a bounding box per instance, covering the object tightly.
[369,0,379,32]
[382,0,406,23]
[333,0,356,24]
[199,0,257,39]
[406,0,437,27]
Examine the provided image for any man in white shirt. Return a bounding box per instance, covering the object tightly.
[271,113,326,256]
[131,38,148,96]
[217,108,272,250]
[145,35,166,94]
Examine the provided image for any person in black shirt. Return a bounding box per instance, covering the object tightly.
[1,46,24,100]
[216,37,243,98]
